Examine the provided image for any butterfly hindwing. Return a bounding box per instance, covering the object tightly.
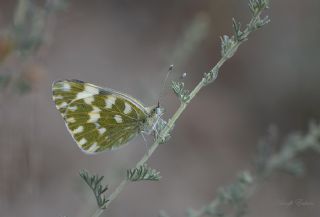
[52,80,148,154]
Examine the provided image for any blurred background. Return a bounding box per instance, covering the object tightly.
[0,0,320,216]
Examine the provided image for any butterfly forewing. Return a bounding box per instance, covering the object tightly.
[52,80,148,154]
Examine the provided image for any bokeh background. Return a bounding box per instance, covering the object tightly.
[0,0,320,216]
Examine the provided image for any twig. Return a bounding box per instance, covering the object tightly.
[89,1,270,217]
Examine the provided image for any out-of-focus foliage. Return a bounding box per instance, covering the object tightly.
[0,0,67,95]
[0,35,14,62]
[166,122,320,217]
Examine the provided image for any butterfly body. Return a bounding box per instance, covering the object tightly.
[52,80,164,154]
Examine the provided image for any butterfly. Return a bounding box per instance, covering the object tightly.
[52,79,165,154]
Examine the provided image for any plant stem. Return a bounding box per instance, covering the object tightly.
[90,5,268,217]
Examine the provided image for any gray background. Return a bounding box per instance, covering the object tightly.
[0,0,320,216]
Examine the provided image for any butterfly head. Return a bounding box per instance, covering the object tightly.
[149,103,164,118]
[143,103,165,134]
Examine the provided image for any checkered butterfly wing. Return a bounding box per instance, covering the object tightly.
[52,80,148,154]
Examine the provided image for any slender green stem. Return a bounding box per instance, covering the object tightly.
[89,4,268,217]
[103,179,127,210]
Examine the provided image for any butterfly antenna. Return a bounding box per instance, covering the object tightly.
[158,64,174,104]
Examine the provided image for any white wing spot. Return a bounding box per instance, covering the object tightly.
[66,117,76,123]
[73,126,84,134]
[92,106,101,113]
[78,138,87,146]
[84,96,95,105]
[84,84,99,94]
[62,83,71,91]
[114,114,123,123]
[88,113,100,123]
[88,106,101,123]
[53,95,63,100]
[124,102,132,114]
[75,85,99,100]
[87,142,99,152]
[56,102,68,109]
[98,128,106,135]
[68,105,77,111]
[76,91,92,100]
[105,96,116,109]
